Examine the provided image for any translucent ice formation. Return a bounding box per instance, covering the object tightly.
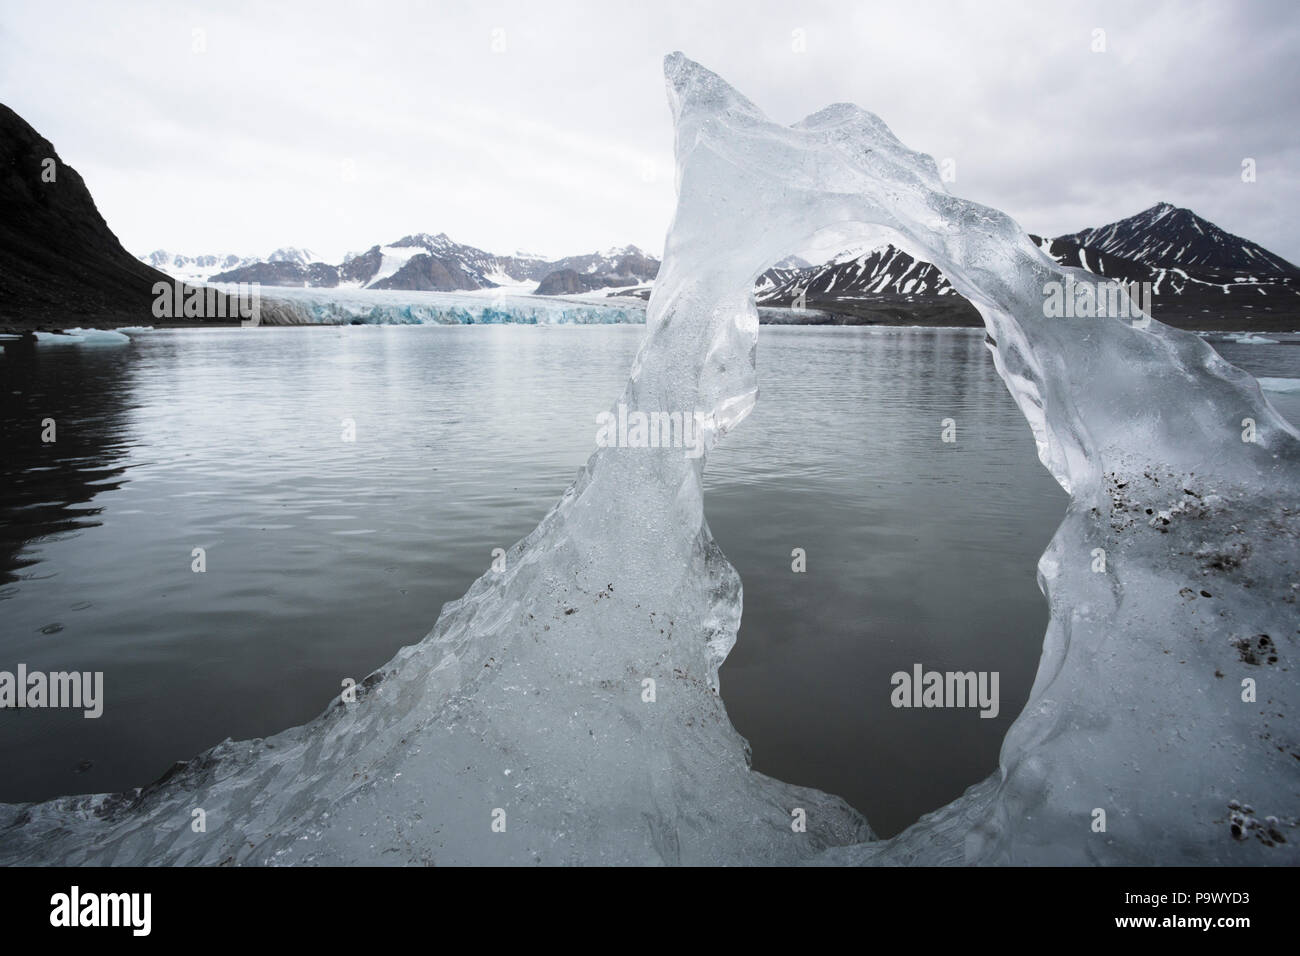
[1,55,1295,865]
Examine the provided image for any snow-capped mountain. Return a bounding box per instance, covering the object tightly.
[342,233,532,291]
[1058,202,1300,278]
[140,204,1297,312]
[532,246,660,294]
[1029,235,1298,298]
[266,247,320,267]
[153,235,661,294]
[142,248,322,284]
[140,251,262,283]
[542,245,659,282]
[756,205,1300,318]
[757,246,957,303]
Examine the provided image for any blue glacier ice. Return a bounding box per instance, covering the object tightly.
[233,285,646,326]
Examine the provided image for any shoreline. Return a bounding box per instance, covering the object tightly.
[4,303,1300,337]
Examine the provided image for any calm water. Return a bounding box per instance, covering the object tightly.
[2,325,1296,837]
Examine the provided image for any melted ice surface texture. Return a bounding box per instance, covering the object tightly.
[1,55,1296,865]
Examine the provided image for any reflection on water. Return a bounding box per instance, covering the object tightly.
[0,341,131,588]
[1,325,1295,837]
[0,326,636,805]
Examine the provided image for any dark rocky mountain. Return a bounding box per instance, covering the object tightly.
[0,104,270,330]
[0,104,178,327]
[1031,234,1298,298]
[533,246,659,293]
[339,247,382,286]
[757,246,956,302]
[368,253,485,292]
[208,259,340,288]
[372,232,533,289]
[1059,202,1300,279]
[535,269,638,295]
[754,208,1300,328]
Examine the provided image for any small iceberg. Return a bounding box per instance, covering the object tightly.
[34,328,130,345]
[1229,333,1279,344]
[65,328,132,344]
[1259,377,1300,393]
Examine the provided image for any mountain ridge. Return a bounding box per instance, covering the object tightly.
[0,104,274,330]
[750,203,1300,328]
[1060,202,1300,279]
[146,237,661,295]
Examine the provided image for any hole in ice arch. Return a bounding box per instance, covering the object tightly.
[707,325,1067,838]
[700,223,1068,838]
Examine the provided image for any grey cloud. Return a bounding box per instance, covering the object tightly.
[0,0,1294,262]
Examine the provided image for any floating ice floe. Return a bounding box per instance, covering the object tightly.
[1229,333,1279,344]
[33,328,131,345]
[1,54,1296,866]
[65,328,132,344]
[1259,377,1300,393]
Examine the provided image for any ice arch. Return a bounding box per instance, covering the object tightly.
[647,54,1298,865]
[1,55,1295,866]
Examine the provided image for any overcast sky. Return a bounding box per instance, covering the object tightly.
[2,0,1297,264]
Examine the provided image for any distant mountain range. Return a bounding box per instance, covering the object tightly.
[4,101,1297,333]
[142,237,660,295]
[140,248,314,283]
[753,203,1300,325]
[151,201,1300,326]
